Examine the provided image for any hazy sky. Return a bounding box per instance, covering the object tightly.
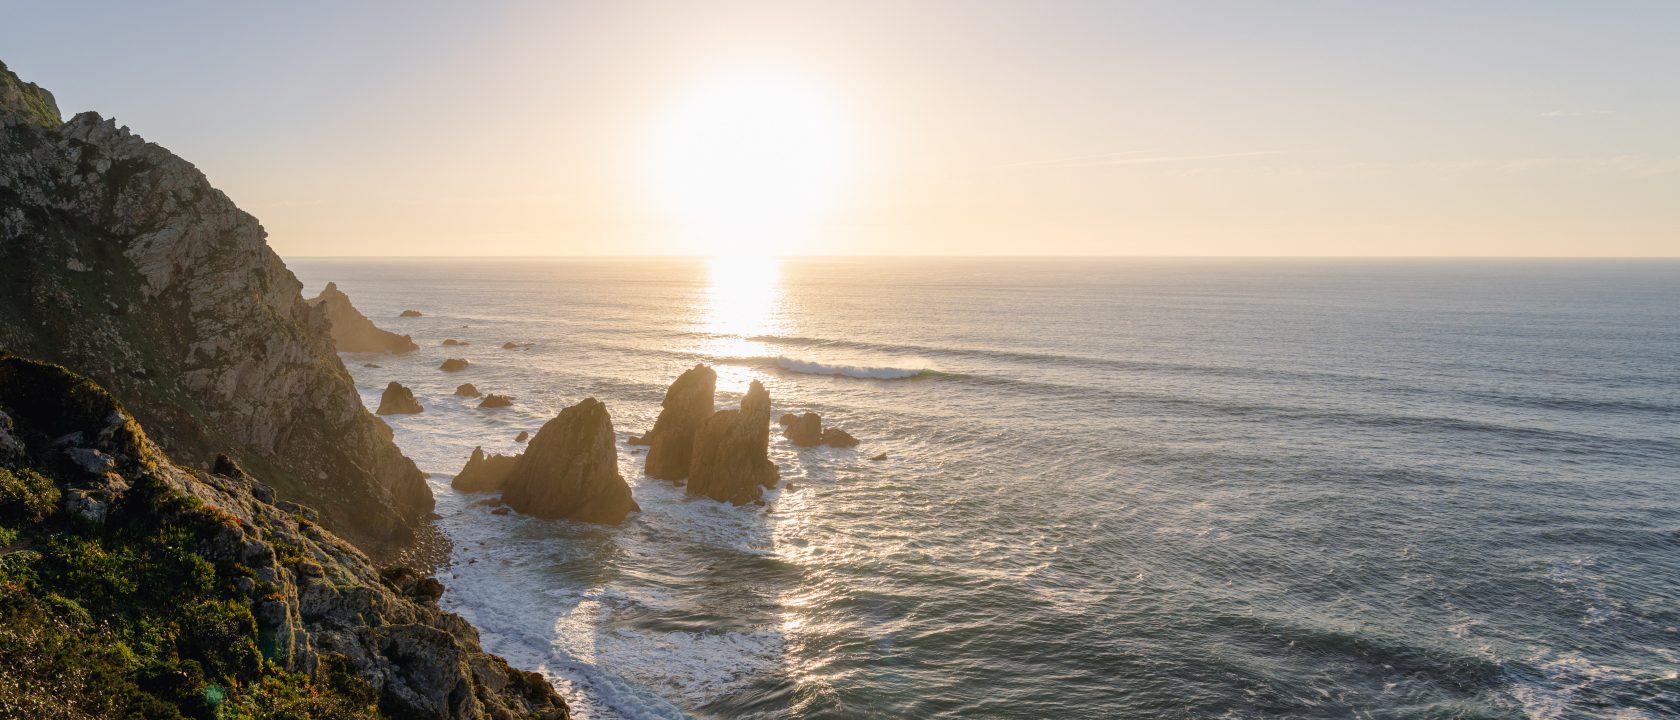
[4,1,1678,256]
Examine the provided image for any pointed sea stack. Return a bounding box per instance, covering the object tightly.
[687,380,780,504]
[783,412,823,447]
[642,364,718,480]
[501,398,639,523]
[376,381,423,415]
[452,446,520,492]
[306,282,420,353]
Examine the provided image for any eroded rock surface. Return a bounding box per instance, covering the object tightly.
[642,364,717,480]
[501,398,638,524]
[377,381,423,415]
[687,381,779,504]
[451,445,519,493]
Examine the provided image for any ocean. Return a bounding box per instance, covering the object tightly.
[287,257,1680,719]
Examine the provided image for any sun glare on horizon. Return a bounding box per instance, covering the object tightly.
[645,66,856,257]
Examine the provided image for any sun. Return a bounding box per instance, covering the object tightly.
[645,66,854,255]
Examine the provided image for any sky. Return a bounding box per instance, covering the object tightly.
[3,0,1678,257]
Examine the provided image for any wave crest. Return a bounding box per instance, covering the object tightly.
[775,355,931,380]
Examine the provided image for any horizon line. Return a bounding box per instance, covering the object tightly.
[279,254,1680,260]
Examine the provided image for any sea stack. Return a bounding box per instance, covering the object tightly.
[376,381,423,415]
[455,383,481,397]
[642,364,718,480]
[440,358,470,372]
[821,427,860,448]
[501,398,639,523]
[783,412,824,447]
[306,282,420,354]
[451,446,520,492]
[399,309,423,317]
[479,393,514,409]
[687,380,780,504]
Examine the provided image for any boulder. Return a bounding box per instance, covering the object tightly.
[515,431,530,442]
[479,394,514,409]
[399,309,423,317]
[442,338,468,346]
[777,413,799,426]
[306,282,420,354]
[376,382,423,415]
[626,435,650,446]
[502,342,518,349]
[687,381,780,504]
[363,362,381,368]
[455,383,481,397]
[870,451,887,461]
[451,446,520,493]
[501,398,639,524]
[641,364,717,480]
[440,358,470,372]
[822,428,860,448]
[783,412,823,447]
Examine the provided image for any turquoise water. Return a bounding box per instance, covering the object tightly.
[288,258,1680,719]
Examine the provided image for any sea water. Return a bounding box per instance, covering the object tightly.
[287,257,1680,719]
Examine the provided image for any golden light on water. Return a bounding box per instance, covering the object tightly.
[696,255,783,391]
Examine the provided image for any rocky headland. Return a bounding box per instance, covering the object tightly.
[308,281,421,354]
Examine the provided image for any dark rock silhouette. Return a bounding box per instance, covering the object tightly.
[456,383,482,397]
[451,446,520,493]
[376,382,423,415]
[822,428,860,448]
[783,412,823,447]
[400,309,423,317]
[642,364,718,479]
[516,431,530,442]
[479,394,514,409]
[440,358,470,372]
[306,282,420,354]
[502,341,518,349]
[687,381,780,504]
[501,398,639,523]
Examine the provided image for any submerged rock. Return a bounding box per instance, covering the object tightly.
[783,412,824,447]
[400,309,423,317]
[822,427,860,448]
[479,393,514,409]
[501,398,639,524]
[440,358,470,372]
[451,445,520,493]
[376,381,423,415]
[516,431,530,442]
[455,382,482,397]
[687,381,780,504]
[642,364,717,480]
[307,282,421,354]
[443,338,468,346]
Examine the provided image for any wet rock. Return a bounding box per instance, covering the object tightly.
[783,412,823,447]
[440,358,470,372]
[399,309,423,317]
[642,364,717,480]
[501,342,518,349]
[455,383,481,397]
[442,338,468,346]
[479,394,514,409]
[869,451,888,461]
[363,362,382,368]
[822,428,860,448]
[516,431,530,442]
[501,398,639,524]
[452,446,521,493]
[687,380,780,504]
[307,282,420,354]
[778,413,799,426]
[376,381,423,415]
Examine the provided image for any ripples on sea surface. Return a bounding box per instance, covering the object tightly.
[287,258,1680,719]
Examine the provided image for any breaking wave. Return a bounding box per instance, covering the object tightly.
[774,355,933,379]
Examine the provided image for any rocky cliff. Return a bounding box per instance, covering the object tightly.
[0,354,570,719]
[307,282,419,354]
[0,61,431,559]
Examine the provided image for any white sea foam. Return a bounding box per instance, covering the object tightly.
[775,355,931,379]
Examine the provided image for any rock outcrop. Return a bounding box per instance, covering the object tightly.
[440,358,470,372]
[501,398,638,524]
[0,61,430,558]
[777,413,799,426]
[400,309,423,317]
[516,431,530,442]
[821,427,860,448]
[451,445,519,493]
[783,412,824,447]
[377,381,423,415]
[479,394,513,409]
[0,354,570,719]
[455,383,482,397]
[641,364,717,480]
[687,381,779,504]
[443,338,467,346]
[307,282,420,354]
[501,342,518,349]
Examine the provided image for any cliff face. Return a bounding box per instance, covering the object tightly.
[0,355,570,719]
[0,61,430,557]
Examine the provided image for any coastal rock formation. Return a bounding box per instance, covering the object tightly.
[783,412,824,447]
[451,445,520,493]
[687,381,780,504]
[516,431,530,442]
[443,338,467,346]
[0,354,569,718]
[501,341,518,349]
[440,358,470,372]
[307,282,420,354]
[778,413,799,426]
[501,398,639,523]
[455,382,482,397]
[870,451,888,461]
[822,427,860,448]
[479,393,513,409]
[0,61,430,557]
[400,309,423,317]
[377,381,424,415]
[642,364,717,480]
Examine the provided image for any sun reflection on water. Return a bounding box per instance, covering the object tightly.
[695,255,783,392]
